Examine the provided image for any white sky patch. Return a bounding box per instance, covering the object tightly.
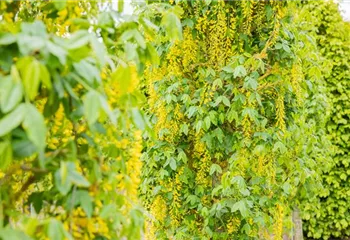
[340,2,350,21]
[111,0,134,14]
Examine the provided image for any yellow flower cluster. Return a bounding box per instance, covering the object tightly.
[235,149,249,178]
[242,91,254,138]
[167,41,183,76]
[273,204,284,240]
[207,2,229,67]
[170,167,184,228]
[166,28,198,74]
[61,207,110,240]
[275,90,286,132]
[291,62,304,105]
[181,28,199,70]
[227,217,241,234]
[126,130,143,200]
[241,0,254,36]
[36,99,76,149]
[193,134,211,186]
[146,195,167,240]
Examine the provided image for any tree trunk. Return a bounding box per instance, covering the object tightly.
[283,208,303,240]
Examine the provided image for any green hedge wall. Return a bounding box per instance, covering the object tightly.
[300,1,350,239]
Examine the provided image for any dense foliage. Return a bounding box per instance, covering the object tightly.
[141,1,331,239]
[298,1,350,239]
[0,0,347,239]
[0,1,178,239]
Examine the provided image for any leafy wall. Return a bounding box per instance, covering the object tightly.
[141,1,331,239]
[299,1,350,239]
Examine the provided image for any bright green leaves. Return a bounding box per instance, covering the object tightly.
[0,227,32,240]
[223,65,247,78]
[0,103,46,154]
[161,10,183,41]
[75,190,93,218]
[39,64,52,90]
[90,35,107,67]
[52,0,67,11]
[18,21,47,56]
[55,162,90,195]
[83,90,102,126]
[0,104,26,137]
[67,30,90,50]
[16,57,41,101]
[0,33,16,45]
[111,64,132,96]
[83,90,115,127]
[73,60,101,86]
[47,41,67,65]
[121,29,146,49]
[23,104,46,152]
[231,199,251,218]
[209,164,222,175]
[0,140,12,170]
[243,72,259,91]
[47,219,72,240]
[214,96,231,107]
[0,73,23,113]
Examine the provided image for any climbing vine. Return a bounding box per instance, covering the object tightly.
[141,1,331,239]
[0,0,179,239]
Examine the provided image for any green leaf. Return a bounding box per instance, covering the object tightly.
[181,124,189,135]
[227,109,238,123]
[118,0,124,12]
[111,64,131,96]
[222,66,234,73]
[133,30,146,49]
[17,57,41,101]
[84,91,101,126]
[234,66,247,78]
[47,219,64,240]
[0,141,12,170]
[169,158,177,171]
[23,104,46,151]
[67,30,90,50]
[131,108,145,130]
[55,169,72,196]
[273,141,287,154]
[69,171,90,187]
[99,96,116,125]
[90,35,106,67]
[13,139,37,158]
[222,96,231,107]
[53,0,67,10]
[39,64,52,90]
[27,192,44,214]
[146,43,160,66]
[244,76,258,90]
[195,120,203,134]
[0,33,16,45]
[0,227,32,240]
[161,12,183,41]
[73,60,101,85]
[0,73,23,113]
[0,104,26,137]
[204,116,211,130]
[209,164,222,175]
[47,41,67,65]
[76,190,93,218]
[231,200,249,218]
[100,204,116,219]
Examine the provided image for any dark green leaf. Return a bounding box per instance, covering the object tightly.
[0,104,26,137]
